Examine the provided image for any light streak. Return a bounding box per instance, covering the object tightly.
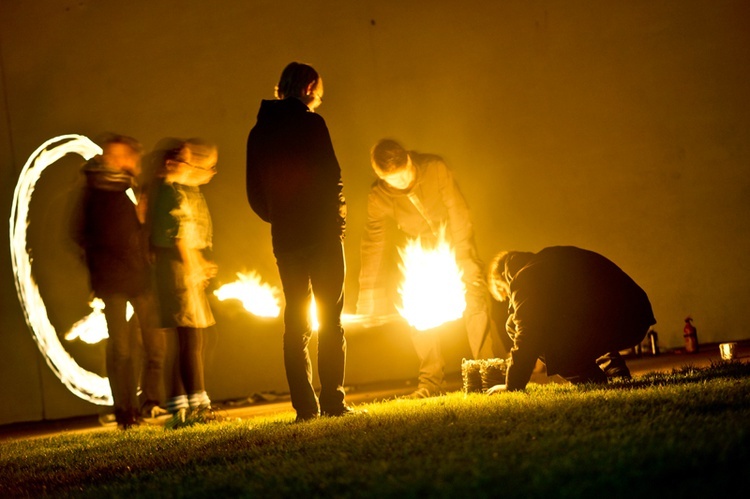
[214,271,322,331]
[309,294,319,332]
[397,225,466,331]
[64,298,134,344]
[214,270,281,318]
[9,135,114,405]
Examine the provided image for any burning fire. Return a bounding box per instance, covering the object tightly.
[212,227,468,333]
[214,271,281,318]
[214,271,322,330]
[64,298,134,345]
[397,226,466,331]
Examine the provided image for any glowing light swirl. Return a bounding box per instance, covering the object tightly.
[9,134,113,405]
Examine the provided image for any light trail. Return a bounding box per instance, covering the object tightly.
[9,135,114,405]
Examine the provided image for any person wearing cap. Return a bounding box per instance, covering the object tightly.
[357,138,506,399]
[486,246,656,393]
[149,138,221,426]
[246,62,356,422]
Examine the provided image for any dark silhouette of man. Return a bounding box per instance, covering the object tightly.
[246,62,354,421]
[487,246,656,392]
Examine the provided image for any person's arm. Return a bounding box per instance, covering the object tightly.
[246,131,271,223]
[436,161,476,260]
[500,292,544,391]
[309,114,346,231]
[175,238,217,289]
[357,188,389,317]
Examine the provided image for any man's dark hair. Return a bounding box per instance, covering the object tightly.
[96,132,143,155]
[275,62,319,100]
[371,139,409,174]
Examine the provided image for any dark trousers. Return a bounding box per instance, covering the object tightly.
[275,238,347,417]
[102,290,165,419]
[164,327,207,399]
[560,351,631,385]
[411,331,445,391]
[138,325,167,407]
[459,255,507,359]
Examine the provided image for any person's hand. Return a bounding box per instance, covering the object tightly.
[187,259,217,289]
[486,384,507,395]
[202,260,218,280]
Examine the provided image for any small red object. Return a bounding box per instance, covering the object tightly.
[683,317,699,353]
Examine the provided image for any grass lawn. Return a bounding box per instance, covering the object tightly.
[2,361,748,498]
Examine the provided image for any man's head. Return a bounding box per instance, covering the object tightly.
[275,62,323,111]
[98,133,142,176]
[489,251,512,302]
[488,250,534,302]
[370,139,416,190]
[165,138,218,186]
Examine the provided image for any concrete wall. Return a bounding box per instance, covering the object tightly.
[1,0,748,425]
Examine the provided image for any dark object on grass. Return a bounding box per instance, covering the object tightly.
[462,359,483,394]
[480,358,508,391]
[462,358,508,394]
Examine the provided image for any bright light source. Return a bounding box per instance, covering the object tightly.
[214,270,282,318]
[214,271,322,331]
[10,135,115,405]
[397,225,466,331]
[64,298,134,345]
[309,294,319,332]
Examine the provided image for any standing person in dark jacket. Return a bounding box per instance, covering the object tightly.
[246,62,355,421]
[357,139,505,399]
[76,133,165,429]
[486,246,656,393]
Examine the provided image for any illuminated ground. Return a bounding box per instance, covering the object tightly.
[1,341,746,443]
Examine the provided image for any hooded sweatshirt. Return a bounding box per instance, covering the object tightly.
[246,98,346,253]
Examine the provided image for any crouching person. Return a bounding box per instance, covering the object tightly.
[486,246,656,393]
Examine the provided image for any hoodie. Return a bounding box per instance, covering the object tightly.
[246,98,346,253]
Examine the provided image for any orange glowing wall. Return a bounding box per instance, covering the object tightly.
[1,0,748,425]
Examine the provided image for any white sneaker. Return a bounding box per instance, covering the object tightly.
[148,405,169,419]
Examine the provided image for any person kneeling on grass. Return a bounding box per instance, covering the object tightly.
[486,246,656,394]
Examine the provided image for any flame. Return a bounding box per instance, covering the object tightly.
[64,298,134,345]
[214,271,322,331]
[397,226,466,331]
[214,270,281,318]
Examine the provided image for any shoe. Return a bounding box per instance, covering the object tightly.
[141,401,169,420]
[115,410,142,430]
[402,386,442,399]
[321,405,366,418]
[294,412,320,423]
[189,406,226,425]
[605,369,632,379]
[165,407,188,430]
[98,412,117,427]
